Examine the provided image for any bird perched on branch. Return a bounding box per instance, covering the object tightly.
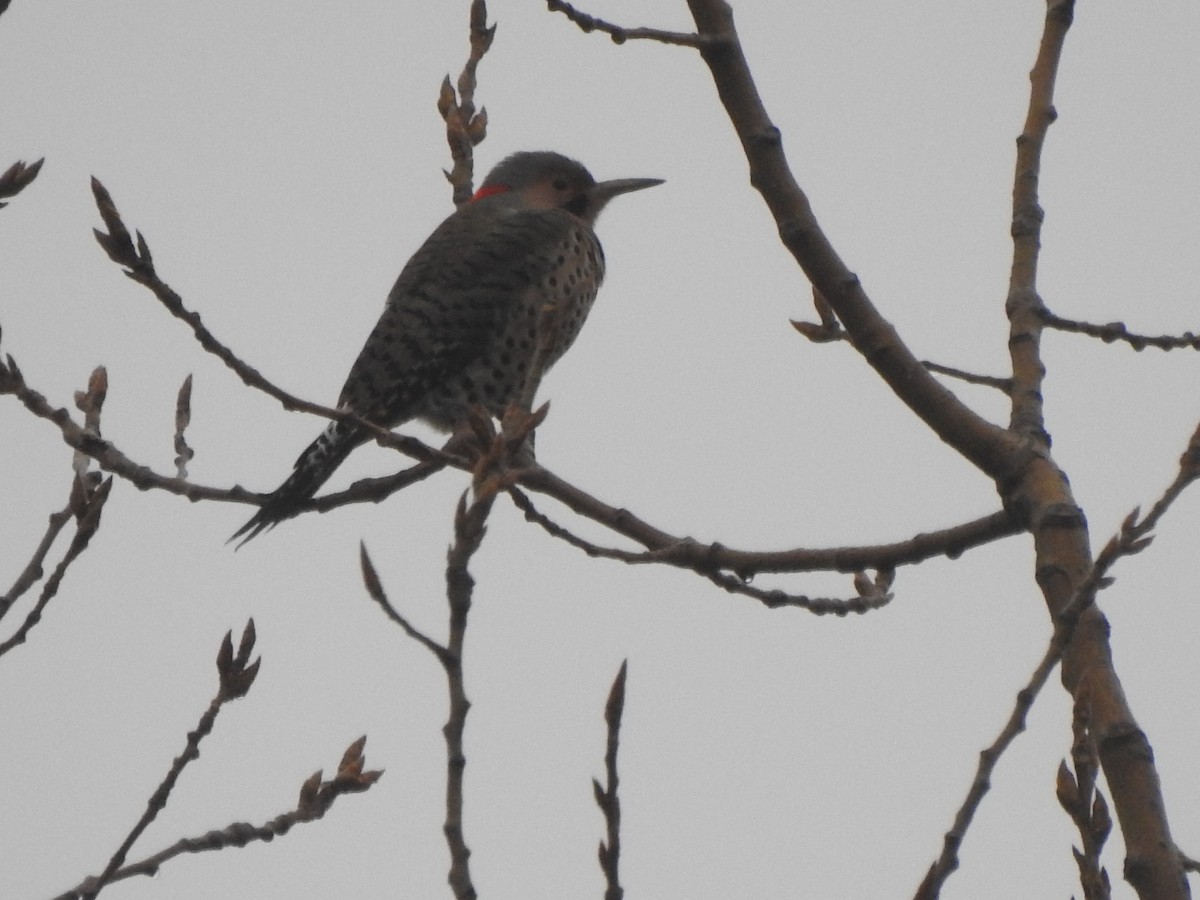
[231,150,661,545]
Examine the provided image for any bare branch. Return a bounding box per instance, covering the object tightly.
[594,661,627,900]
[440,0,495,206]
[72,622,260,899]
[3,359,259,504]
[918,420,1200,897]
[0,499,71,625]
[1040,307,1200,352]
[1004,0,1073,443]
[91,177,347,422]
[441,486,491,900]
[547,0,714,48]
[87,181,470,483]
[56,734,380,899]
[507,486,897,614]
[0,476,111,659]
[359,542,450,662]
[684,0,1022,485]
[514,471,1020,575]
[922,361,1013,394]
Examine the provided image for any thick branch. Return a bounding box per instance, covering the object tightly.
[997,4,1189,897]
[684,0,1023,486]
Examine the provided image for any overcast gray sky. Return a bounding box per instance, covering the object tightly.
[3,2,1199,898]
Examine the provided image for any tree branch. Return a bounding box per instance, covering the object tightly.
[683,0,1024,485]
[0,476,111,658]
[547,0,714,48]
[594,661,627,900]
[1041,307,1200,352]
[71,622,261,899]
[918,418,1200,897]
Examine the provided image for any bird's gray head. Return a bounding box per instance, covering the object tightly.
[474,151,662,225]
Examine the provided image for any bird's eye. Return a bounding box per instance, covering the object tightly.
[552,177,568,191]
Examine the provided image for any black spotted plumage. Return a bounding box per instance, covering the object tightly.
[231,151,661,545]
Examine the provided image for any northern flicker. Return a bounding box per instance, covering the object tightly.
[231,151,661,545]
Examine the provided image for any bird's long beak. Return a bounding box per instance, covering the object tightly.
[590,176,665,205]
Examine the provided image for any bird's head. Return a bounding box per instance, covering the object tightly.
[473,151,662,225]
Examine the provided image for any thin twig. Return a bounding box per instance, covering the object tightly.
[438,410,542,900]
[73,622,261,899]
[547,0,715,48]
[0,498,72,624]
[56,734,380,899]
[1041,308,1200,352]
[3,362,259,503]
[438,0,495,206]
[0,477,111,659]
[359,541,450,663]
[441,486,493,900]
[594,661,627,900]
[922,361,1013,394]
[90,178,456,471]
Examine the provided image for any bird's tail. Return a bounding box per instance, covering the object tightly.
[229,421,360,548]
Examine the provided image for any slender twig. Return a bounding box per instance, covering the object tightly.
[0,498,72,624]
[4,363,259,503]
[702,565,892,615]
[547,0,715,48]
[437,410,543,900]
[438,0,494,206]
[359,541,451,663]
[307,458,451,513]
[1041,308,1200,352]
[440,482,495,900]
[90,178,458,472]
[73,622,261,900]
[922,361,1013,394]
[0,477,111,659]
[56,735,380,899]
[594,661,627,900]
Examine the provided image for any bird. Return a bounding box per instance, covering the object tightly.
[231,150,662,545]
